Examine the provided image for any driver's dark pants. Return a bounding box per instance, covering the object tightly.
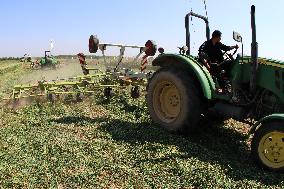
[210,61,233,88]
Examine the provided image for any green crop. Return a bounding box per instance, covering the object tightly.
[0,60,283,188]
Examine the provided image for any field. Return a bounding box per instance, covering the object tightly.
[0,59,283,188]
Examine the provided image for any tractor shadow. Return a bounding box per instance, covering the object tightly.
[50,113,284,186]
[98,117,284,185]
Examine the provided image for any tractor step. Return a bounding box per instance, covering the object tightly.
[210,102,247,121]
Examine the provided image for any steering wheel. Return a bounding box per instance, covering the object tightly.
[223,48,238,61]
[218,48,238,66]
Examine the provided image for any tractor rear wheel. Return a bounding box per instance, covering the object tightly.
[146,67,203,134]
[251,121,284,172]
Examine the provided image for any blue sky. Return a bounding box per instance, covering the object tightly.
[0,0,283,60]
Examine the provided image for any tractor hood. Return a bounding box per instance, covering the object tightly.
[258,57,284,69]
[242,56,284,69]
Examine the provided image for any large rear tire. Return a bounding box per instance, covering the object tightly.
[251,121,284,172]
[146,67,203,134]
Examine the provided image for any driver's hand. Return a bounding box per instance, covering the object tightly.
[203,59,210,70]
[206,63,210,70]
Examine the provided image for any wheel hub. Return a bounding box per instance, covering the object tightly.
[259,132,284,168]
[153,81,181,123]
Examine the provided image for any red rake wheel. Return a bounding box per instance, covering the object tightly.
[77,53,86,65]
[104,88,114,98]
[77,53,89,75]
[131,86,140,99]
[89,35,99,53]
[47,94,56,103]
[145,40,157,57]
[76,93,84,102]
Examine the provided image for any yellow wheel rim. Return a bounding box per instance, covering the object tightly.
[153,80,181,123]
[258,131,284,169]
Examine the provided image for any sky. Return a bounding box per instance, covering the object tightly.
[0,0,283,60]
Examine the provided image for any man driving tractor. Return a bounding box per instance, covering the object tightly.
[199,30,239,92]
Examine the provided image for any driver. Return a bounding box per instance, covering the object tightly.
[199,30,238,80]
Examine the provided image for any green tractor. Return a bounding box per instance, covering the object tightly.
[146,5,284,172]
[31,51,60,69]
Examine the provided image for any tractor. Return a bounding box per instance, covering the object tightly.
[145,5,284,172]
[31,51,60,69]
[88,5,284,172]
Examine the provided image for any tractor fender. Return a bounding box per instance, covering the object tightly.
[250,114,284,134]
[152,54,214,99]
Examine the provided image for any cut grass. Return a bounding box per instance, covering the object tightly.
[0,60,283,188]
[0,61,33,99]
[0,63,21,76]
[0,95,283,188]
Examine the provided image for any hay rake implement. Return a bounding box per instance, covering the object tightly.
[3,39,157,102]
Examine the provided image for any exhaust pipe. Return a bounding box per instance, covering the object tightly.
[250,5,258,94]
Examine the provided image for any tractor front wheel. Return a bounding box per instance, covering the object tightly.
[252,121,284,172]
[146,67,203,134]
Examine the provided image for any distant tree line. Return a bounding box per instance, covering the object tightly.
[0,57,20,61]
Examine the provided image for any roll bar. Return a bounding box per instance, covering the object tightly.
[185,11,210,55]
